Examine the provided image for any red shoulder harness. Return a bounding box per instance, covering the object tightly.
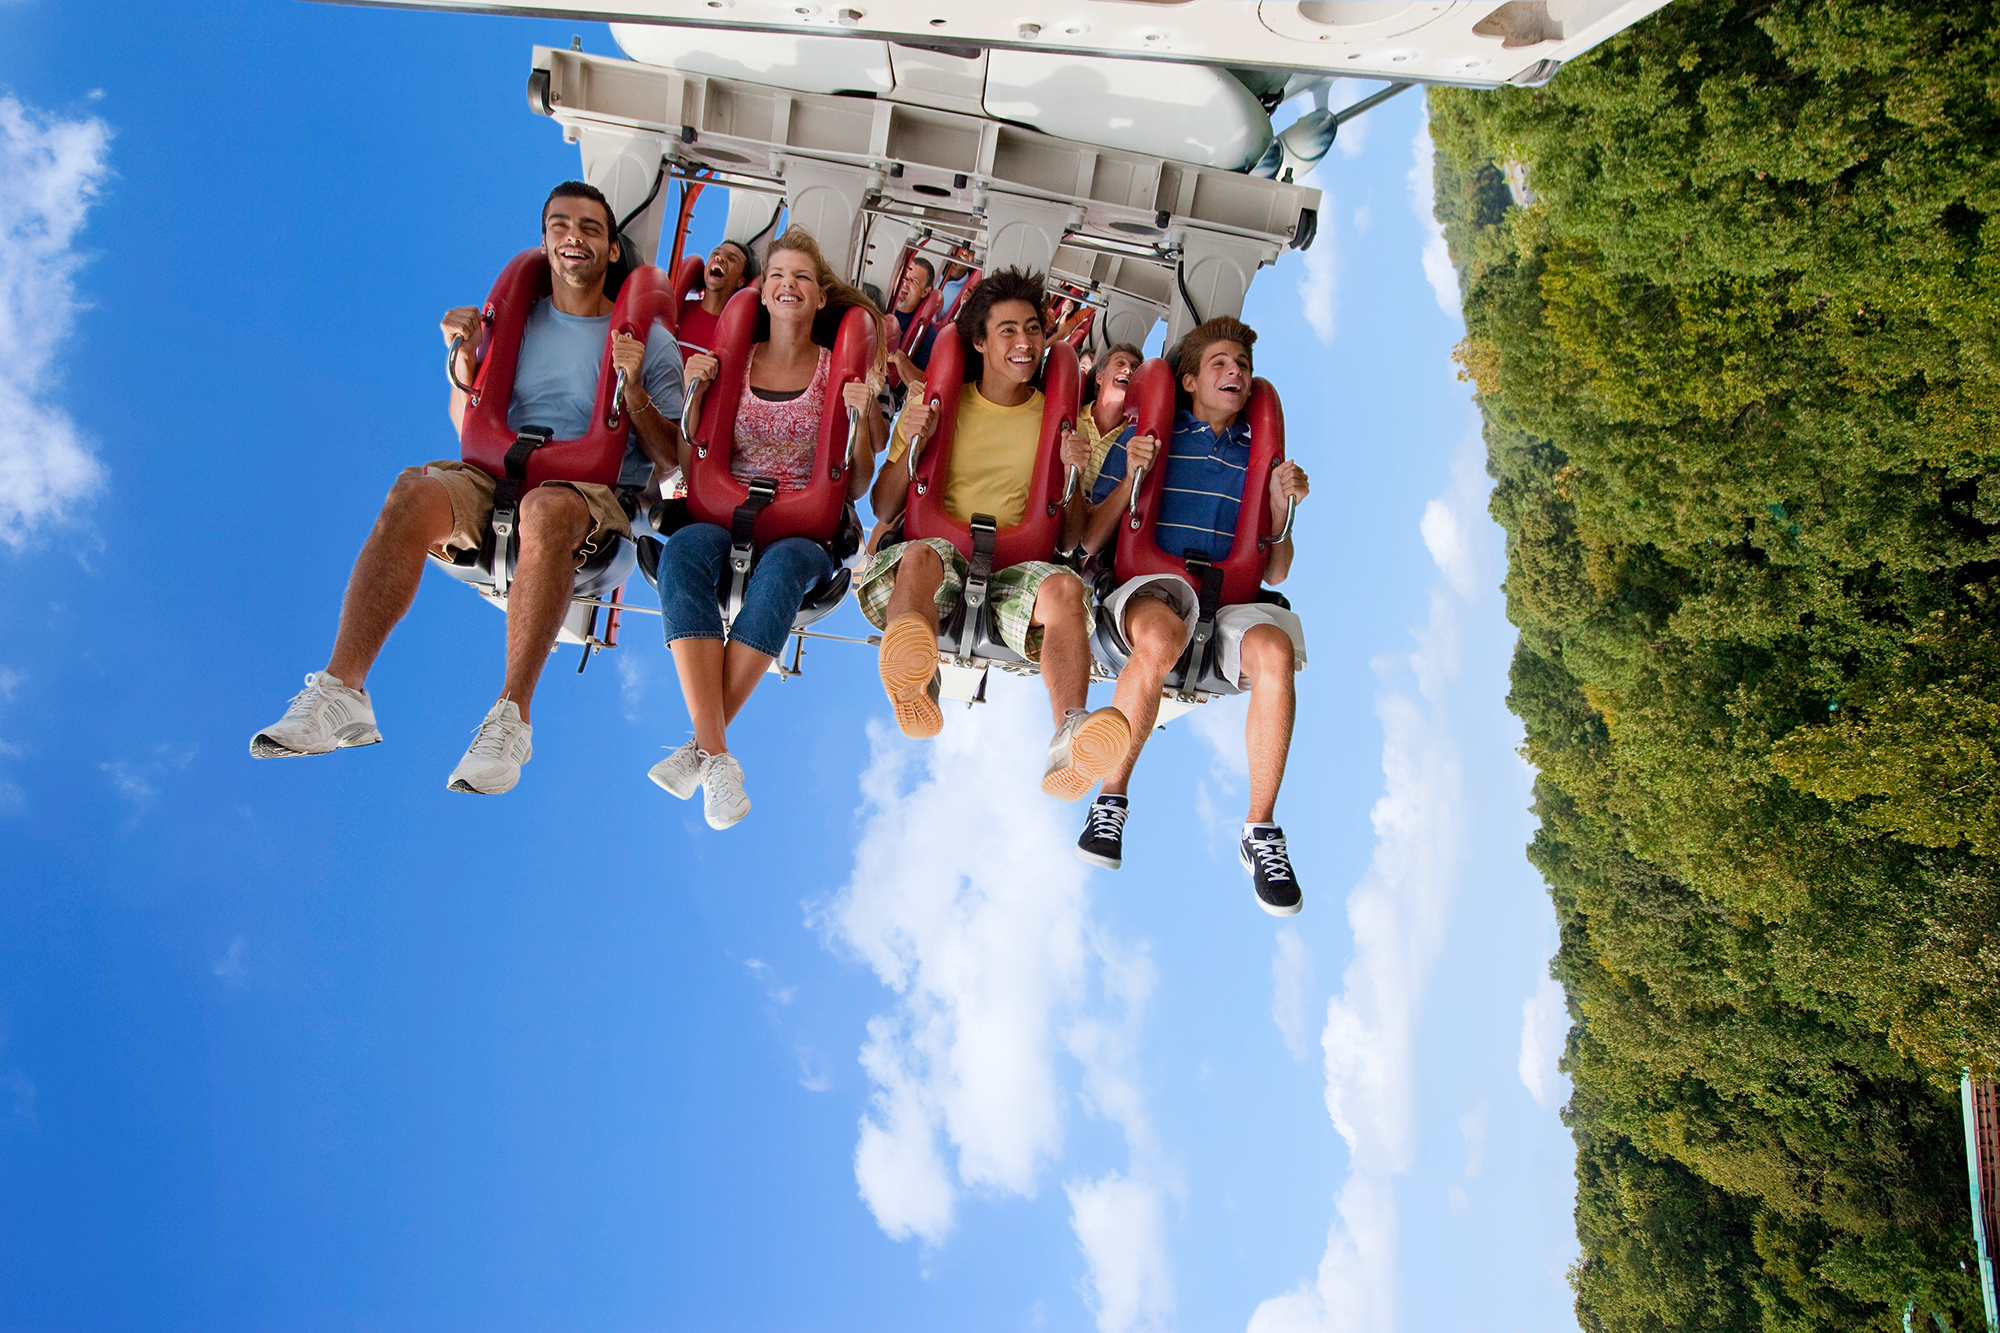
[667,254,705,332]
[1114,359,1286,607]
[458,248,675,490]
[901,330,1079,568]
[682,287,878,548]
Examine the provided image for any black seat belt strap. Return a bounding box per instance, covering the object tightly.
[1175,550,1224,703]
[957,514,998,667]
[722,477,778,633]
[490,426,552,596]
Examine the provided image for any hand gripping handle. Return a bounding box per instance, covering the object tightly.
[682,381,704,458]
[607,367,628,430]
[1269,494,1297,546]
[447,335,477,396]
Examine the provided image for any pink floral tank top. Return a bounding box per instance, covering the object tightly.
[730,345,830,492]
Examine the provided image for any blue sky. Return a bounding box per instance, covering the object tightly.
[1,5,1575,1330]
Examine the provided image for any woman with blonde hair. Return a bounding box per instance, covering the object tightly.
[649,225,889,827]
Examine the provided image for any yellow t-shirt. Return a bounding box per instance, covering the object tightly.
[1076,409,1130,499]
[890,385,1045,528]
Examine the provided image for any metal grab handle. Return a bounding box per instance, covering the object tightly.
[837,404,860,478]
[1126,465,1147,529]
[682,382,704,458]
[899,396,937,494]
[1271,494,1298,546]
[1057,416,1081,507]
[447,335,477,395]
[607,366,627,429]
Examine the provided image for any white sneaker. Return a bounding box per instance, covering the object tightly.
[698,750,751,829]
[647,738,703,799]
[446,699,533,795]
[250,672,382,758]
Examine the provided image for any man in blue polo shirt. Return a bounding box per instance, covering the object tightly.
[1073,316,1310,915]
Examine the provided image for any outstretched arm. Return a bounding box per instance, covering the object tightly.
[1261,460,1309,585]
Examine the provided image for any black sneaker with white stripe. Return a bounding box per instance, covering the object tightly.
[1075,794,1129,870]
[1240,824,1301,916]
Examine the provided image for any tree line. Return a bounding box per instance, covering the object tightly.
[1429,2,2000,1326]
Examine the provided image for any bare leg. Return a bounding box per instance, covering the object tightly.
[326,476,456,688]
[1101,596,1190,797]
[1031,572,1093,721]
[883,543,947,632]
[496,486,593,723]
[722,641,775,724]
[670,637,729,754]
[1239,624,1298,823]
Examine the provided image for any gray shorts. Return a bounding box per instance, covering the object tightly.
[1101,573,1307,688]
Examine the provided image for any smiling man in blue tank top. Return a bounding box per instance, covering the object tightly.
[250,182,685,795]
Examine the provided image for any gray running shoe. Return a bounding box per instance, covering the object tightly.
[250,672,382,758]
[446,699,533,795]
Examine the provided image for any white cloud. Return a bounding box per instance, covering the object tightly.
[0,667,21,700]
[1328,80,1374,160]
[826,679,1170,1325]
[1351,205,1372,234]
[1406,107,1459,318]
[1297,181,1337,344]
[797,1047,832,1093]
[0,95,111,545]
[213,936,248,983]
[1068,1172,1174,1333]
[1186,690,1250,785]
[1419,496,1478,600]
[1518,971,1568,1109]
[743,957,796,1005]
[615,653,648,723]
[100,760,154,800]
[5,1068,35,1127]
[100,742,197,806]
[1246,423,1494,1333]
[1271,927,1315,1061]
[1458,1100,1488,1178]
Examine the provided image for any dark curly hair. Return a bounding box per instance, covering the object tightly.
[541,180,617,242]
[954,267,1047,380]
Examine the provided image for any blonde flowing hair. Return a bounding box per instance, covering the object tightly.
[754,224,889,376]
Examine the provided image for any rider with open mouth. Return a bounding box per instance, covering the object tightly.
[1070,316,1311,916]
[677,238,756,358]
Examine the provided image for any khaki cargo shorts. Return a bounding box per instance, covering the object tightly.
[399,459,632,563]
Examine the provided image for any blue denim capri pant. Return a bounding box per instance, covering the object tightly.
[656,522,836,659]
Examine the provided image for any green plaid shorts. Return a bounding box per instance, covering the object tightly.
[853,537,1093,662]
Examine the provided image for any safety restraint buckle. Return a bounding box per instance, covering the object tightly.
[957,513,999,668]
[489,426,553,597]
[722,477,780,633]
[1175,551,1225,704]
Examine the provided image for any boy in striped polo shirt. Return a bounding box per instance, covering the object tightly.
[1075,316,1311,915]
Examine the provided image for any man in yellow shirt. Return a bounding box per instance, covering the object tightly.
[859,269,1129,800]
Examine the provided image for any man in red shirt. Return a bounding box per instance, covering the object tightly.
[676,239,755,355]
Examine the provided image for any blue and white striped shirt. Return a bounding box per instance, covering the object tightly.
[1089,409,1250,562]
